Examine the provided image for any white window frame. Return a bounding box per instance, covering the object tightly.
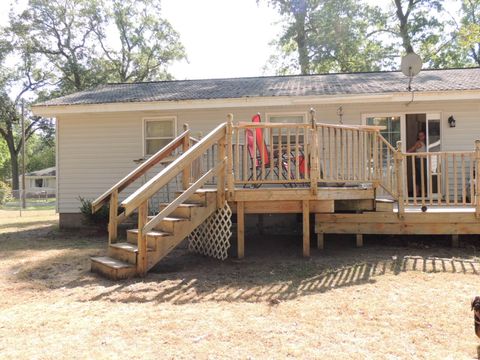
[361,111,443,152]
[266,112,308,124]
[142,116,177,157]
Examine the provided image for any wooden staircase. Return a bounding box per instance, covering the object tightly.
[90,122,229,280]
[91,189,218,280]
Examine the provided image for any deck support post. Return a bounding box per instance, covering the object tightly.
[302,200,310,257]
[309,109,319,196]
[475,140,480,217]
[108,188,119,244]
[226,114,235,201]
[136,201,148,277]
[317,233,324,250]
[451,234,459,248]
[356,234,364,248]
[182,124,191,190]
[395,141,405,218]
[217,130,226,208]
[237,201,245,259]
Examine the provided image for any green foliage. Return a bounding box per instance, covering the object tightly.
[263,0,477,74]
[263,0,395,74]
[94,0,186,83]
[78,196,109,226]
[0,180,12,205]
[457,0,480,65]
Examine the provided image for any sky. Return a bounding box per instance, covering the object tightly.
[0,0,463,80]
[0,0,283,80]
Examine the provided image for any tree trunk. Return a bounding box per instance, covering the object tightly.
[294,12,309,74]
[10,151,19,192]
[394,0,414,54]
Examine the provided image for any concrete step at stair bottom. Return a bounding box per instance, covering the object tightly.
[91,256,136,280]
[157,202,204,219]
[107,242,154,264]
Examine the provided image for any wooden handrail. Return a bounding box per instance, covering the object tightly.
[91,129,190,213]
[121,122,227,215]
[317,123,386,132]
[143,158,226,233]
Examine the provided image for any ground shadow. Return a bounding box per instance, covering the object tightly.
[4,229,480,305]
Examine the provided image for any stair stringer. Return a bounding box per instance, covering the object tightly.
[146,193,218,270]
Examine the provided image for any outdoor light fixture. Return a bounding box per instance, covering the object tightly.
[448,115,456,128]
[337,106,344,124]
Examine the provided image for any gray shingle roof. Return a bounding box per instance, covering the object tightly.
[36,68,480,107]
[25,167,56,177]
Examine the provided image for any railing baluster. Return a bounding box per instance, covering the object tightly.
[428,154,433,206]
[295,127,300,180]
[411,155,417,206]
[470,154,474,205]
[286,128,291,180]
[243,129,247,182]
[269,127,274,181]
[453,153,458,205]
[445,153,450,205]
[462,153,466,205]
[252,126,257,182]
[235,127,240,182]
[437,154,442,206]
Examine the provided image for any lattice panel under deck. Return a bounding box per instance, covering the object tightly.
[188,202,232,260]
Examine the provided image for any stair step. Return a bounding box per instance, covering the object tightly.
[158,203,204,208]
[150,216,188,222]
[127,229,173,238]
[157,203,204,218]
[110,242,153,252]
[91,256,136,280]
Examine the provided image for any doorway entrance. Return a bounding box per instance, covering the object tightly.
[405,113,441,197]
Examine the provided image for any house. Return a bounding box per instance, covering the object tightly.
[30,67,480,278]
[20,166,56,197]
[32,67,480,228]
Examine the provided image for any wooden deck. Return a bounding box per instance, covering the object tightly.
[89,114,480,279]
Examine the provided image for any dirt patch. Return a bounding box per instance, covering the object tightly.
[1,213,480,359]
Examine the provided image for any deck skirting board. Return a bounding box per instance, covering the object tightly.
[315,213,480,235]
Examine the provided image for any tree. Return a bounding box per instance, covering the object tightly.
[0,35,53,190]
[94,0,186,82]
[457,0,480,65]
[1,0,186,190]
[386,0,466,68]
[263,0,394,75]
[10,0,104,94]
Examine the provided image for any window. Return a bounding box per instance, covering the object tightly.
[366,116,401,147]
[267,113,306,144]
[268,114,305,124]
[34,179,44,188]
[144,118,176,156]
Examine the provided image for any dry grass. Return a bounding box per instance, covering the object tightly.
[1,213,480,359]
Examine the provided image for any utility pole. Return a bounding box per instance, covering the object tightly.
[21,100,26,209]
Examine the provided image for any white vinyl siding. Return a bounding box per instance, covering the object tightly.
[56,100,480,213]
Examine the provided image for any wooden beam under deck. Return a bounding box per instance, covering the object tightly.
[315,210,480,235]
[229,199,334,214]
[233,187,375,202]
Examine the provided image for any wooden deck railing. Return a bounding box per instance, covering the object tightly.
[231,122,313,186]
[316,124,379,183]
[120,122,228,275]
[402,150,477,207]
[91,126,192,243]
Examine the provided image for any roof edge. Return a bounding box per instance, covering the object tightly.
[31,89,480,117]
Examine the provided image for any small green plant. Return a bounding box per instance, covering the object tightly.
[78,196,110,226]
[0,181,12,205]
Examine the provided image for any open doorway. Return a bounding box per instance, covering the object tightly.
[405,113,441,198]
